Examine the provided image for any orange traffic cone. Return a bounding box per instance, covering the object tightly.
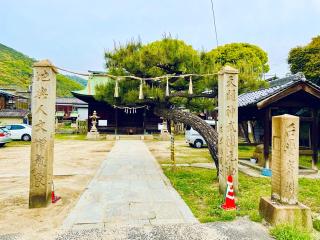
[51,181,61,204]
[221,175,236,210]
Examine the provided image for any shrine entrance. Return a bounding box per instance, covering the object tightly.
[28,60,240,208]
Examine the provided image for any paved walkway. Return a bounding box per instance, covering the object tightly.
[57,140,272,240]
[62,140,197,229]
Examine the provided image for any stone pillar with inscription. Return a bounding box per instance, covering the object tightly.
[259,114,312,231]
[29,60,57,208]
[218,66,239,194]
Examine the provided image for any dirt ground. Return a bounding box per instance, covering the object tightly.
[145,136,212,164]
[0,139,114,240]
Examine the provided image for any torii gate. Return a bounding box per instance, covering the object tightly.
[28,60,239,208]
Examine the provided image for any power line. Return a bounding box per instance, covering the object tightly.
[210,0,219,48]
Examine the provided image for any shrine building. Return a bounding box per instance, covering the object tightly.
[238,73,320,169]
[72,71,162,134]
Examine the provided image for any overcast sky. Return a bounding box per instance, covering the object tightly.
[1,0,319,78]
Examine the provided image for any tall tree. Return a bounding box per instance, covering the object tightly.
[288,36,320,85]
[96,38,269,171]
[203,43,269,93]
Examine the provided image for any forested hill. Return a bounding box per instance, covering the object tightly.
[0,43,83,96]
[65,75,87,86]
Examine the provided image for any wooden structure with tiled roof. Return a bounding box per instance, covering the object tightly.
[72,71,162,134]
[238,73,320,169]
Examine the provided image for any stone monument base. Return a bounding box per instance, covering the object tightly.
[259,197,312,231]
[86,131,100,140]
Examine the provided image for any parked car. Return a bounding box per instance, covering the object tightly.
[185,120,216,148]
[0,127,12,147]
[5,124,32,141]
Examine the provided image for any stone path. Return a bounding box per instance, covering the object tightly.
[56,140,272,240]
[62,140,197,229]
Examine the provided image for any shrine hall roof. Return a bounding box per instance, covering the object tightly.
[72,72,111,97]
[238,73,320,108]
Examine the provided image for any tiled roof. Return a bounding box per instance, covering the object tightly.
[238,73,320,107]
[0,109,29,118]
[56,97,87,106]
[0,89,15,97]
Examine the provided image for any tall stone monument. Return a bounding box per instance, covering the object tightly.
[259,114,312,231]
[218,66,239,194]
[29,60,57,208]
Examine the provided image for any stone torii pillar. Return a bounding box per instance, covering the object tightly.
[218,66,239,194]
[29,60,57,208]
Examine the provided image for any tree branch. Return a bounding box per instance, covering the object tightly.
[154,107,219,173]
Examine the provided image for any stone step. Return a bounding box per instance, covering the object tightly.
[239,159,262,171]
[106,135,154,140]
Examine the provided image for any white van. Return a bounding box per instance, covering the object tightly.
[185,120,216,148]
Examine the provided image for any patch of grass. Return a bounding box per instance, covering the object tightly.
[162,166,320,224]
[55,134,87,140]
[5,140,31,147]
[174,144,212,164]
[298,178,320,213]
[174,134,185,141]
[238,145,256,159]
[299,154,320,169]
[313,219,320,232]
[162,167,270,222]
[270,224,312,240]
[159,141,212,164]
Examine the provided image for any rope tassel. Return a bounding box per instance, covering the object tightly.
[139,79,144,100]
[188,76,193,94]
[114,78,119,98]
[165,77,170,97]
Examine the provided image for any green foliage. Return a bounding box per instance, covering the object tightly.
[313,219,320,232]
[0,43,83,97]
[56,74,83,97]
[186,98,216,112]
[270,224,312,240]
[203,43,270,93]
[0,43,34,87]
[65,75,87,86]
[288,36,320,85]
[106,38,201,77]
[98,38,270,109]
[95,78,166,106]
